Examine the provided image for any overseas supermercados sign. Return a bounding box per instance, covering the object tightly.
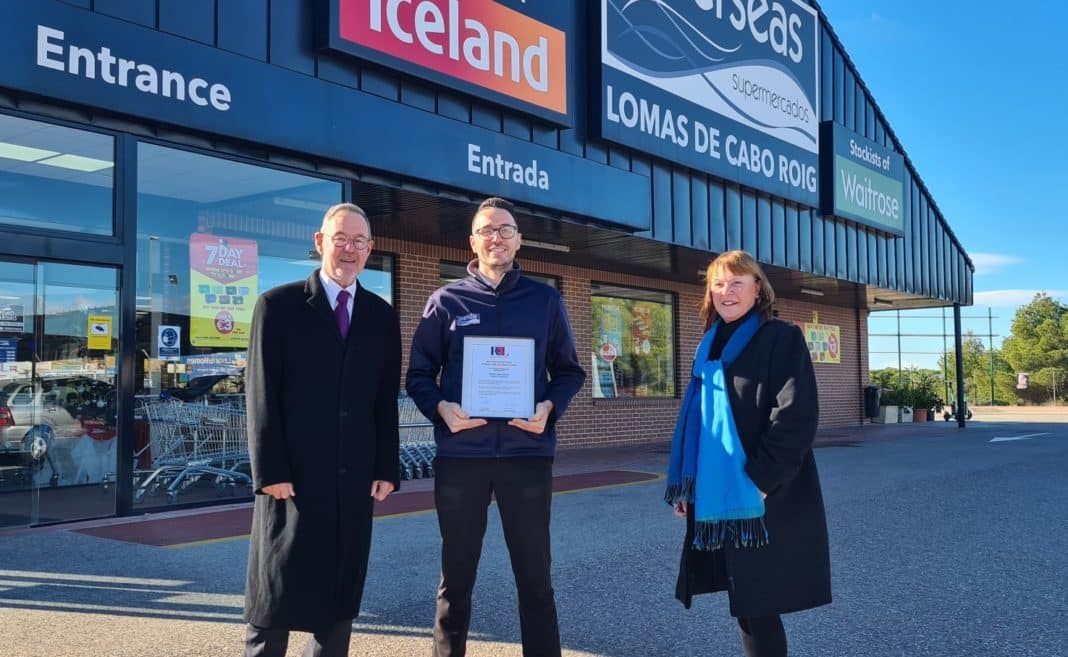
[599,0,820,207]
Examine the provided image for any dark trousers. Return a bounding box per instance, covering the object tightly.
[244,619,352,657]
[738,615,787,657]
[433,456,559,657]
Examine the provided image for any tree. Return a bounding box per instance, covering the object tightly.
[939,331,1014,405]
[1001,293,1068,404]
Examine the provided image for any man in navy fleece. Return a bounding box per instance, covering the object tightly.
[406,196,586,657]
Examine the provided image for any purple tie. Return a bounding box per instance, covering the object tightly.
[335,289,351,339]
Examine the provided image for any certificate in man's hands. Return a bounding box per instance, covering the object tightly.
[461,336,535,419]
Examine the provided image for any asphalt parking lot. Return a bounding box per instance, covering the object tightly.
[1,412,1065,656]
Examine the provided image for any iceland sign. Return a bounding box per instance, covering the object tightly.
[599,0,820,206]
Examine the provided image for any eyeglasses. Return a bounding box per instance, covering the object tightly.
[322,233,372,250]
[472,225,518,240]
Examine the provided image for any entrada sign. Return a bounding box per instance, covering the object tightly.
[329,0,570,124]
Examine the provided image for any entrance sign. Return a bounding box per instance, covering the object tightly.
[3,2,645,230]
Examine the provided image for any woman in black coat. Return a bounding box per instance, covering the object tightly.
[668,250,831,657]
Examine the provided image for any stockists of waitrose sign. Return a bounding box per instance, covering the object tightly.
[819,122,905,235]
[328,0,570,124]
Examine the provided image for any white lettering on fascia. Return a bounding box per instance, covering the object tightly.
[840,170,900,220]
[467,143,549,190]
[36,25,232,111]
[697,0,807,64]
[848,138,891,171]
[369,0,550,93]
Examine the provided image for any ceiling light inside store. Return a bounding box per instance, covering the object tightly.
[872,297,894,306]
[273,197,331,212]
[37,154,113,172]
[522,239,570,253]
[0,142,59,162]
[800,286,825,297]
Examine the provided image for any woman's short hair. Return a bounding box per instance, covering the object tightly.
[700,250,776,330]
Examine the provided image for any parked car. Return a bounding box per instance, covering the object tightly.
[0,378,114,451]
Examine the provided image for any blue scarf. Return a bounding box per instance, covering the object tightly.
[665,312,768,550]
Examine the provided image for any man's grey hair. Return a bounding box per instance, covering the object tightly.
[321,202,371,235]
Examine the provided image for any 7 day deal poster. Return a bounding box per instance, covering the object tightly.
[189,234,258,347]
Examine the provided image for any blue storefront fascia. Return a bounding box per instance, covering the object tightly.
[0,0,650,232]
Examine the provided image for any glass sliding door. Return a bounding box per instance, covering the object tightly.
[134,143,350,507]
[0,259,119,527]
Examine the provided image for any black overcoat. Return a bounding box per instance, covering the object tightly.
[244,271,400,632]
[676,318,832,618]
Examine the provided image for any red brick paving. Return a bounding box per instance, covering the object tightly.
[74,469,659,546]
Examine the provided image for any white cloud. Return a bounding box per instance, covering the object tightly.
[973,289,1068,308]
[969,252,1022,276]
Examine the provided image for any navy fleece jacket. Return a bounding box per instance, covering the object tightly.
[405,263,586,458]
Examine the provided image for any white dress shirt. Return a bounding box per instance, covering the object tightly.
[319,270,356,319]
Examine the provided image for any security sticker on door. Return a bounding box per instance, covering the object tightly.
[87,315,112,350]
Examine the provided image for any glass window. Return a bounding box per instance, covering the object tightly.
[361,253,394,305]
[439,261,557,289]
[134,144,394,506]
[591,284,675,399]
[0,113,115,235]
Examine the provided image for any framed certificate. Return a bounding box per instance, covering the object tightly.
[461,336,535,419]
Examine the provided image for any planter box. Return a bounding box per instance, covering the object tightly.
[875,405,899,424]
[899,406,913,422]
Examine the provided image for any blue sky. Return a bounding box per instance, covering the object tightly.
[815,1,1068,370]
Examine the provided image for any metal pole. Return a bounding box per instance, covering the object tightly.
[954,303,966,428]
[1054,370,1058,406]
[988,307,995,405]
[896,309,903,387]
[942,306,949,404]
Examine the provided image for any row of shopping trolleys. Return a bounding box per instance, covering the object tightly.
[136,398,251,504]
[136,395,439,501]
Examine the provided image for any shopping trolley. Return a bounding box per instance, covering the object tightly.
[397,393,436,480]
[136,399,251,503]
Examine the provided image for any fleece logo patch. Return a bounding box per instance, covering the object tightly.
[456,313,481,327]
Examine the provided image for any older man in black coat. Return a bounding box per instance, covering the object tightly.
[243,203,400,657]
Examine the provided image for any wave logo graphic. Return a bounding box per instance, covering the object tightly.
[604,0,819,151]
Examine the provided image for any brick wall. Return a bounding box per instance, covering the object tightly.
[378,236,867,448]
[775,300,867,428]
